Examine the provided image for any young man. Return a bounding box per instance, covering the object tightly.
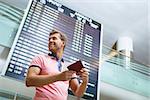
[26,30,89,100]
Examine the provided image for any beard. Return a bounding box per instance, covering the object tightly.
[49,43,59,53]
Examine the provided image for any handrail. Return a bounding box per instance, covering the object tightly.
[102,43,150,68]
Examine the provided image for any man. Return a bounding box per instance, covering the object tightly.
[26,30,89,100]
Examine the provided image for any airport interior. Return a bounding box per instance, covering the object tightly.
[0,0,149,100]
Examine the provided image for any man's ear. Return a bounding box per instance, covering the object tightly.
[62,41,65,47]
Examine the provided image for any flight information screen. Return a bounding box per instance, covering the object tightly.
[4,0,102,99]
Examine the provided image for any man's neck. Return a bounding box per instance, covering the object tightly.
[50,50,63,60]
[56,50,63,60]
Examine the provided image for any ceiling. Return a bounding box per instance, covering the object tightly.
[3,0,150,66]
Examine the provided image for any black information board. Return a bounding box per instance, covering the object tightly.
[4,0,102,99]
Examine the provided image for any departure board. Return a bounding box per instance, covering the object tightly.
[3,0,102,99]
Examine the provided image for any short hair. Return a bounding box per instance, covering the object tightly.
[49,30,68,47]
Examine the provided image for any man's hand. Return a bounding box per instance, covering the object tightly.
[78,68,89,83]
[57,70,76,81]
[69,68,89,97]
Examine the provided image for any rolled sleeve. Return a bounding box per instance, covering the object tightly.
[29,55,44,69]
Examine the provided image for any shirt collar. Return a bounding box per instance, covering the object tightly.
[48,52,64,62]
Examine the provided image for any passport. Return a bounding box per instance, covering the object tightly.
[67,60,84,72]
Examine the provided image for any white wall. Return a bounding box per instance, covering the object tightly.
[0,46,9,74]
[100,82,149,100]
[0,76,35,98]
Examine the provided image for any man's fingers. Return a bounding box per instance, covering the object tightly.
[80,68,89,72]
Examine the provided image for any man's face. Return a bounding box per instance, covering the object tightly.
[48,33,65,53]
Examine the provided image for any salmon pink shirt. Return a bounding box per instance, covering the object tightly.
[30,54,69,100]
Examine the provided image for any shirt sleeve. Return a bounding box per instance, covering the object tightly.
[29,55,44,69]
